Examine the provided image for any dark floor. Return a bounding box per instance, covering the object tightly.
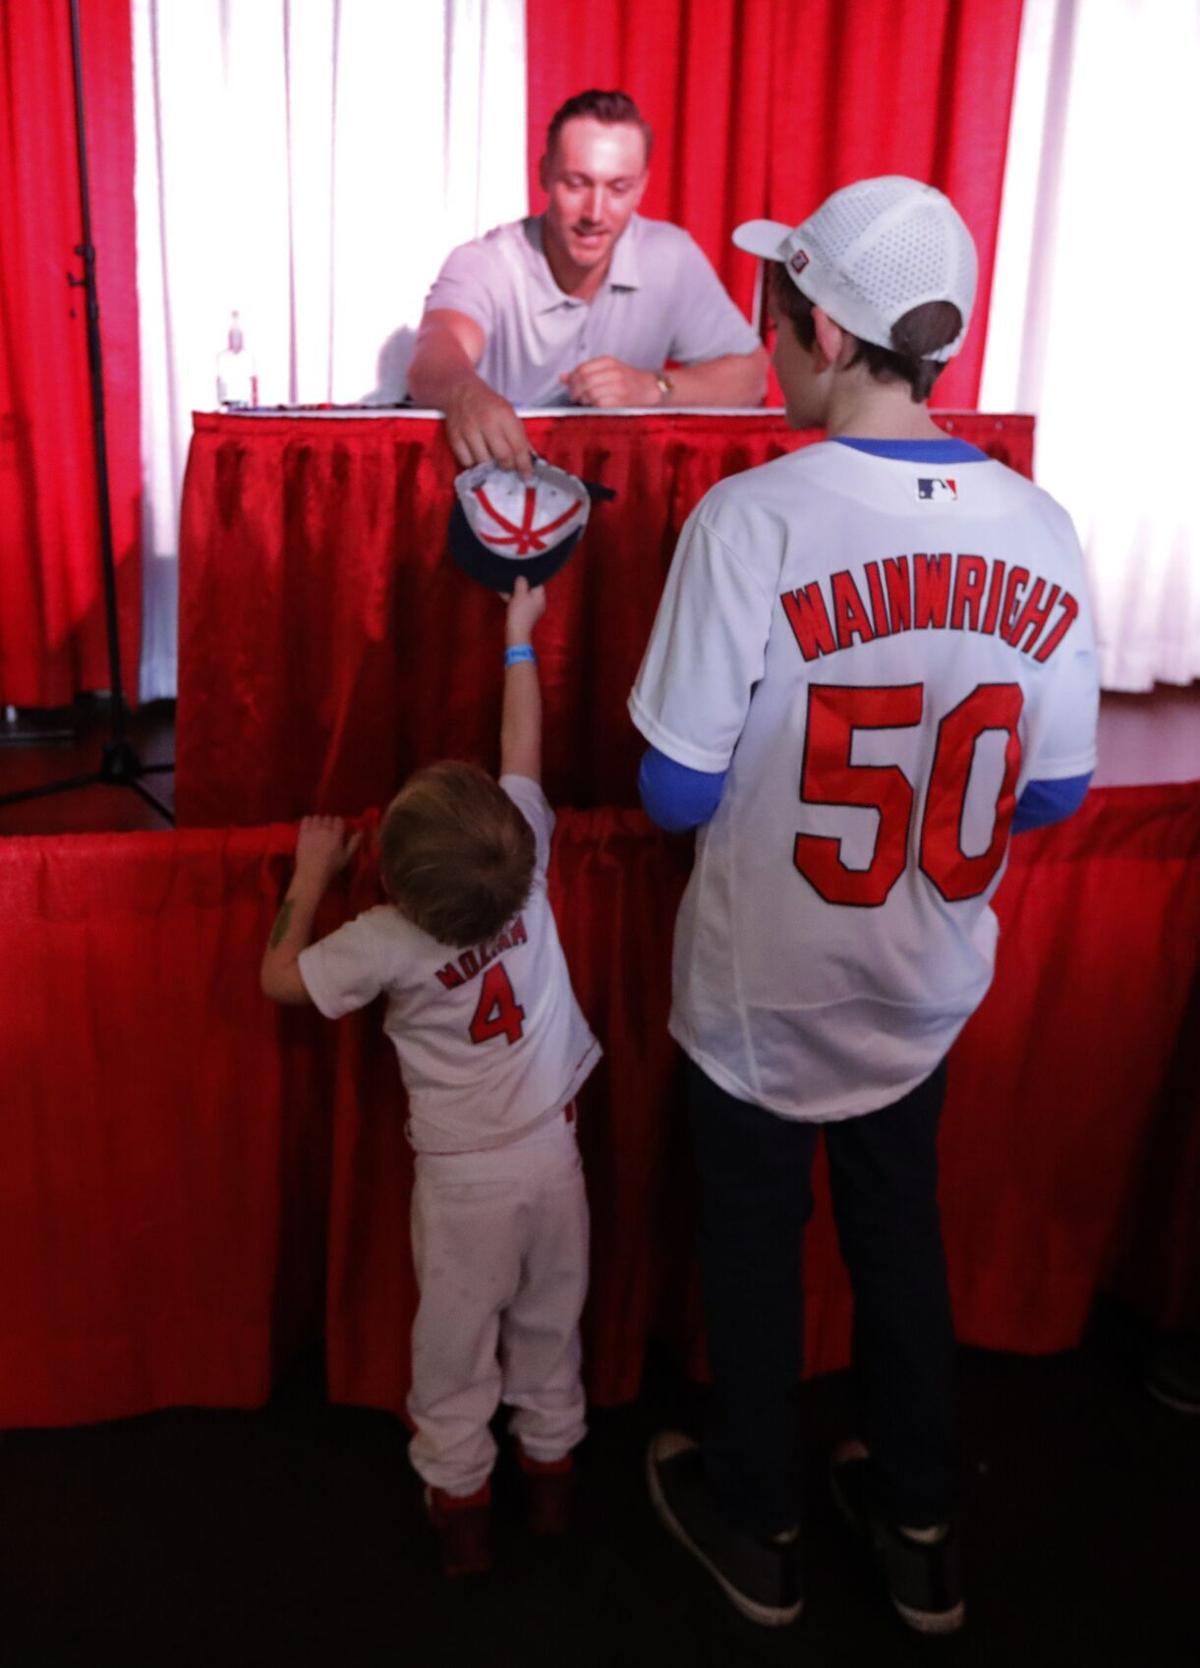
[2,1318,1198,1668]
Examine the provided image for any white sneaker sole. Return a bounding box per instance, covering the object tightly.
[1146,1379,1200,1416]
[646,1434,803,1629]
[830,1442,965,1636]
[893,1595,967,1635]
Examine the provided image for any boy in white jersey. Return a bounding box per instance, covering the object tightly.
[632,178,1098,1633]
[261,579,600,1577]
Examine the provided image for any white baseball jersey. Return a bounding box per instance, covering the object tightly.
[629,440,1099,1122]
[298,775,601,1152]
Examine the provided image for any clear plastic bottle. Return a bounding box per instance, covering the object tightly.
[216,311,259,408]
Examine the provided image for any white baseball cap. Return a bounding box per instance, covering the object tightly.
[733,176,978,363]
[448,458,614,591]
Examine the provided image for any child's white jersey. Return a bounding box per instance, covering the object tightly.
[298,774,600,1152]
[629,440,1098,1122]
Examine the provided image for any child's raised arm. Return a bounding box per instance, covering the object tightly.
[261,816,362,1004]
[499,576,546,783]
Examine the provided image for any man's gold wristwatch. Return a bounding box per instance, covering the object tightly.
[654,370,673,403]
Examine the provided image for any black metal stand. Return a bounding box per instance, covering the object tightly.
[0,0,174,827]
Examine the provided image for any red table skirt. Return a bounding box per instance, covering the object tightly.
[2,780,1196,1429]
[176,410,1034,828]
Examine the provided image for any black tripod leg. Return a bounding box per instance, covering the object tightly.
[128,777,176,825]
[0,5,176,838]
[0,771,103,810]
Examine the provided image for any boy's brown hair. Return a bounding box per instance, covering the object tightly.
[768,262,961,404]
[380,762,536,949]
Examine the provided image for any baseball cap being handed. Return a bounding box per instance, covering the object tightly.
[733,176,978,362]
[449,457,615,592]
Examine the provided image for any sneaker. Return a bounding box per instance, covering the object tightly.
[517,1447,575,1535]
[1145,1334,1200,1415]
[424,1481,492,1577]
[830,1441,964,1635]
[646,1432,803,1627]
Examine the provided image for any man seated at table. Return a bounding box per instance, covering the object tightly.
[406,89,768,476]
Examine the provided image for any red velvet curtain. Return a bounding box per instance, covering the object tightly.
[0,826,330,1427]
[525,0,1025,408]
[2,784,1197,1428]
[940,787,1200,1353]
[0,0,140,708]
[175,411,1032,828]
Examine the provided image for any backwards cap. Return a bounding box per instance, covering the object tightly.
[733,176,977,363]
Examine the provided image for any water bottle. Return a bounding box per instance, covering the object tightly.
[216,312,259,408]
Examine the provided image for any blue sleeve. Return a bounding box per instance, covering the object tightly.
[1012,772,1092,834]
[638,747,728,832]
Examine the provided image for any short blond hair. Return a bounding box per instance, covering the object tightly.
[380,762,535,948]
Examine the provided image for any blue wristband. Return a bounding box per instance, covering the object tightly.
[504,644,536,667]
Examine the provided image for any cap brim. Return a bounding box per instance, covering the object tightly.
[732,219,793,259]
[448,501,581,593]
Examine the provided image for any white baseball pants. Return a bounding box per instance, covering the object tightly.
[407,1108,589,1496]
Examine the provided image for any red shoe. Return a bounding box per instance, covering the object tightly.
[517,1448,575,1536]
[424,1481,492,1576]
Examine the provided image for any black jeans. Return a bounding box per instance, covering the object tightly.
[687,1056,956,1538]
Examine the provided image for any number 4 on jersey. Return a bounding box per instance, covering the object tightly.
[469,961,526,1046]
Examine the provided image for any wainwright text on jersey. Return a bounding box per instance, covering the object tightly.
[782,554,1079,665]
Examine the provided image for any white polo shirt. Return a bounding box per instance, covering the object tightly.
[420,214,761,406]
[298,775,601,1153]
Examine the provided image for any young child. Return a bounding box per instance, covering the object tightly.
[261,578,600,1576]
[631,178,1098,1633]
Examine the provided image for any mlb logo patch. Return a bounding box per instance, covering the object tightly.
[917,477,958,502]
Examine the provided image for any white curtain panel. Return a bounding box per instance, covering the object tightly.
[980,0,1200,691]
[133,0,528,700]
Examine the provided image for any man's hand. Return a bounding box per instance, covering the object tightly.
[560,356,661,408]
[407,310,533,477]
[294,815,362,895]
[444,380,535,478]
[504,575,546,646]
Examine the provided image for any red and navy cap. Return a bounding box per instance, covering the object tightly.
[448,458,614,591]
